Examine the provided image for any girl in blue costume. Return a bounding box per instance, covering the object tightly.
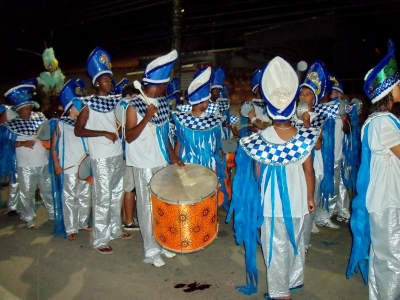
[228,57,319,299]
[347,39,400,300]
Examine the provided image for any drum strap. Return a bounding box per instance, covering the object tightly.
[80,95,120,113]
[240,127,320,166]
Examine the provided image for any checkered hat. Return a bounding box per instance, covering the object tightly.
[260,56,298,120]
[187,67,211,105]
[143,50,178,85]
[364,39,400,104]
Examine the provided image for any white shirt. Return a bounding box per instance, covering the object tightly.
[16,135,48,168]
[125,96,167,168]
[58,121,88,174]
[366,115,400,213]
[261,127,310,218]
[85,109,122,159]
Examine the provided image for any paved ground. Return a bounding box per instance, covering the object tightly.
[0,186,368,300]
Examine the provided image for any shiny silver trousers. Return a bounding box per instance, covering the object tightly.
[7,177,20,211]
[17,165,54,222]
[369,208,400,300]
[91,155,124,248]
[316,159,350,221]
[133,165,165,261]
[303,175,322,248]
[261,217,305,298]
[62,173,91,234]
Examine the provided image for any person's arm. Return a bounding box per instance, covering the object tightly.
[248,109,271,130]
[341,114,350,135]
[14,140,35,149]
[125,104,158,143]
[390,144,400,159]
[74,107,118,142]
[302,154,315,213]
[315,132,322,150]
[174,139,181,156]
[168,139,184,166]
[50,126,63,175]
[225,123,241,136]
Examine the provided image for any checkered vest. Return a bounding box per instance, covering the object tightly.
[171,111,225,131]
[3,112,45,136]
[314,102,340,118]
[176,102,219,115]
[129,95,169,126]
[240,127,321,166]
[59,117,76,127]
[81,95,120,113]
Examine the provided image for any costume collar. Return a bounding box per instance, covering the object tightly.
[81,95,120,113]
[129,95,169,126]
[3,112,45,136]
[172,111,225,131]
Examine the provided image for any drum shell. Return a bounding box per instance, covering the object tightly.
[150,164,218,253]
[296,101,309,118]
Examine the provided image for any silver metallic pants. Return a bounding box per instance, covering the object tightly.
[261,217,305,298]
[303,175,322,248]
[133,165,165,261]
[91,155,124,248]
[62,173,91,234]
[369,208,400,300]
[7,177,20,211]
[17,165,54,222]
[316,159,350,221]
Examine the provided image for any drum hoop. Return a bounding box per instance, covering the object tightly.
[77,154,90,180]
[149,163,218,204]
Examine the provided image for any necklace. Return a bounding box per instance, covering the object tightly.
[273,125,293,130]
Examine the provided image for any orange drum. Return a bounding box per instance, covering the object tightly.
[222,139,239,168]
[150,164,218,253]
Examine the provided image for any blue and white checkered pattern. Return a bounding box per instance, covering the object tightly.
[229,115,239,125]
[311,114,328,128]
[251,100,266,110]
[4,115,45,136]
[172,111,225,131]
[82,95,120,113]
[314,103,339,118]
[130,95,169,126]
[240,127,321,166]
[176,101,220,115]
[59,117,76,127]
[217,98,230,113]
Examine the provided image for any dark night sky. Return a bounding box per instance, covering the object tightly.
[0,0,399,88]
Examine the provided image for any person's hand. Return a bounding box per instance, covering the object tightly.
[308,198,315,213]
[143,104,158,122]
[23,140,36,149]
[54,164,63,175]
[170,152,185,167]
[247,109,256,120]
[302,112,311,127]
[103,131,119,143]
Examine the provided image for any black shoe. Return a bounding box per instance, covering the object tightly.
[124,222,140,231]
[8,210,19,217]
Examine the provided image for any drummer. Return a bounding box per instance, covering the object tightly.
[124,50,183,267]
[172,67,229,208]
[74,47,131,254]
[0,81,54,228]
[50,79,92,241]
[241,66,272,137]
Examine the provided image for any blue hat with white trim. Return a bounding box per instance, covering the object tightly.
[75,78,87,96]
[167,76,180,96]
[329,74,344,95]
[187,67,212,105]
[20,77,38,87]
[142,50,178,85]
[113,78,130,95]
[210,67,225,89]
[251,66,263,93]
[86,47,113,86]
[193,67,209,79]
[4,82,36,111]
[0,104,6,114]
[219,83,230,99]
[59,79,81,112]
[260,56,298,120]
[300,60,329,106]
[364,39,400,104]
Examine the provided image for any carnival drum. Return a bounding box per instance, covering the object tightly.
[150,163,218,253]
[222,138,239,168]
[77,154,93,184]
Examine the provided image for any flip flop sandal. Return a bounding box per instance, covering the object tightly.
[96,245,114,254]
[118,233,132,240]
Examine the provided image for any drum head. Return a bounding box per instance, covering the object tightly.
[37,120,51,141]
[78,155,91,180]
[114,99,129,124]
[150,164,217,204]
[240,102,254,117]
[222,139,238,153]
[296,101,309,118]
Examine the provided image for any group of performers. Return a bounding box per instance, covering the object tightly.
[0,37,399,299]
